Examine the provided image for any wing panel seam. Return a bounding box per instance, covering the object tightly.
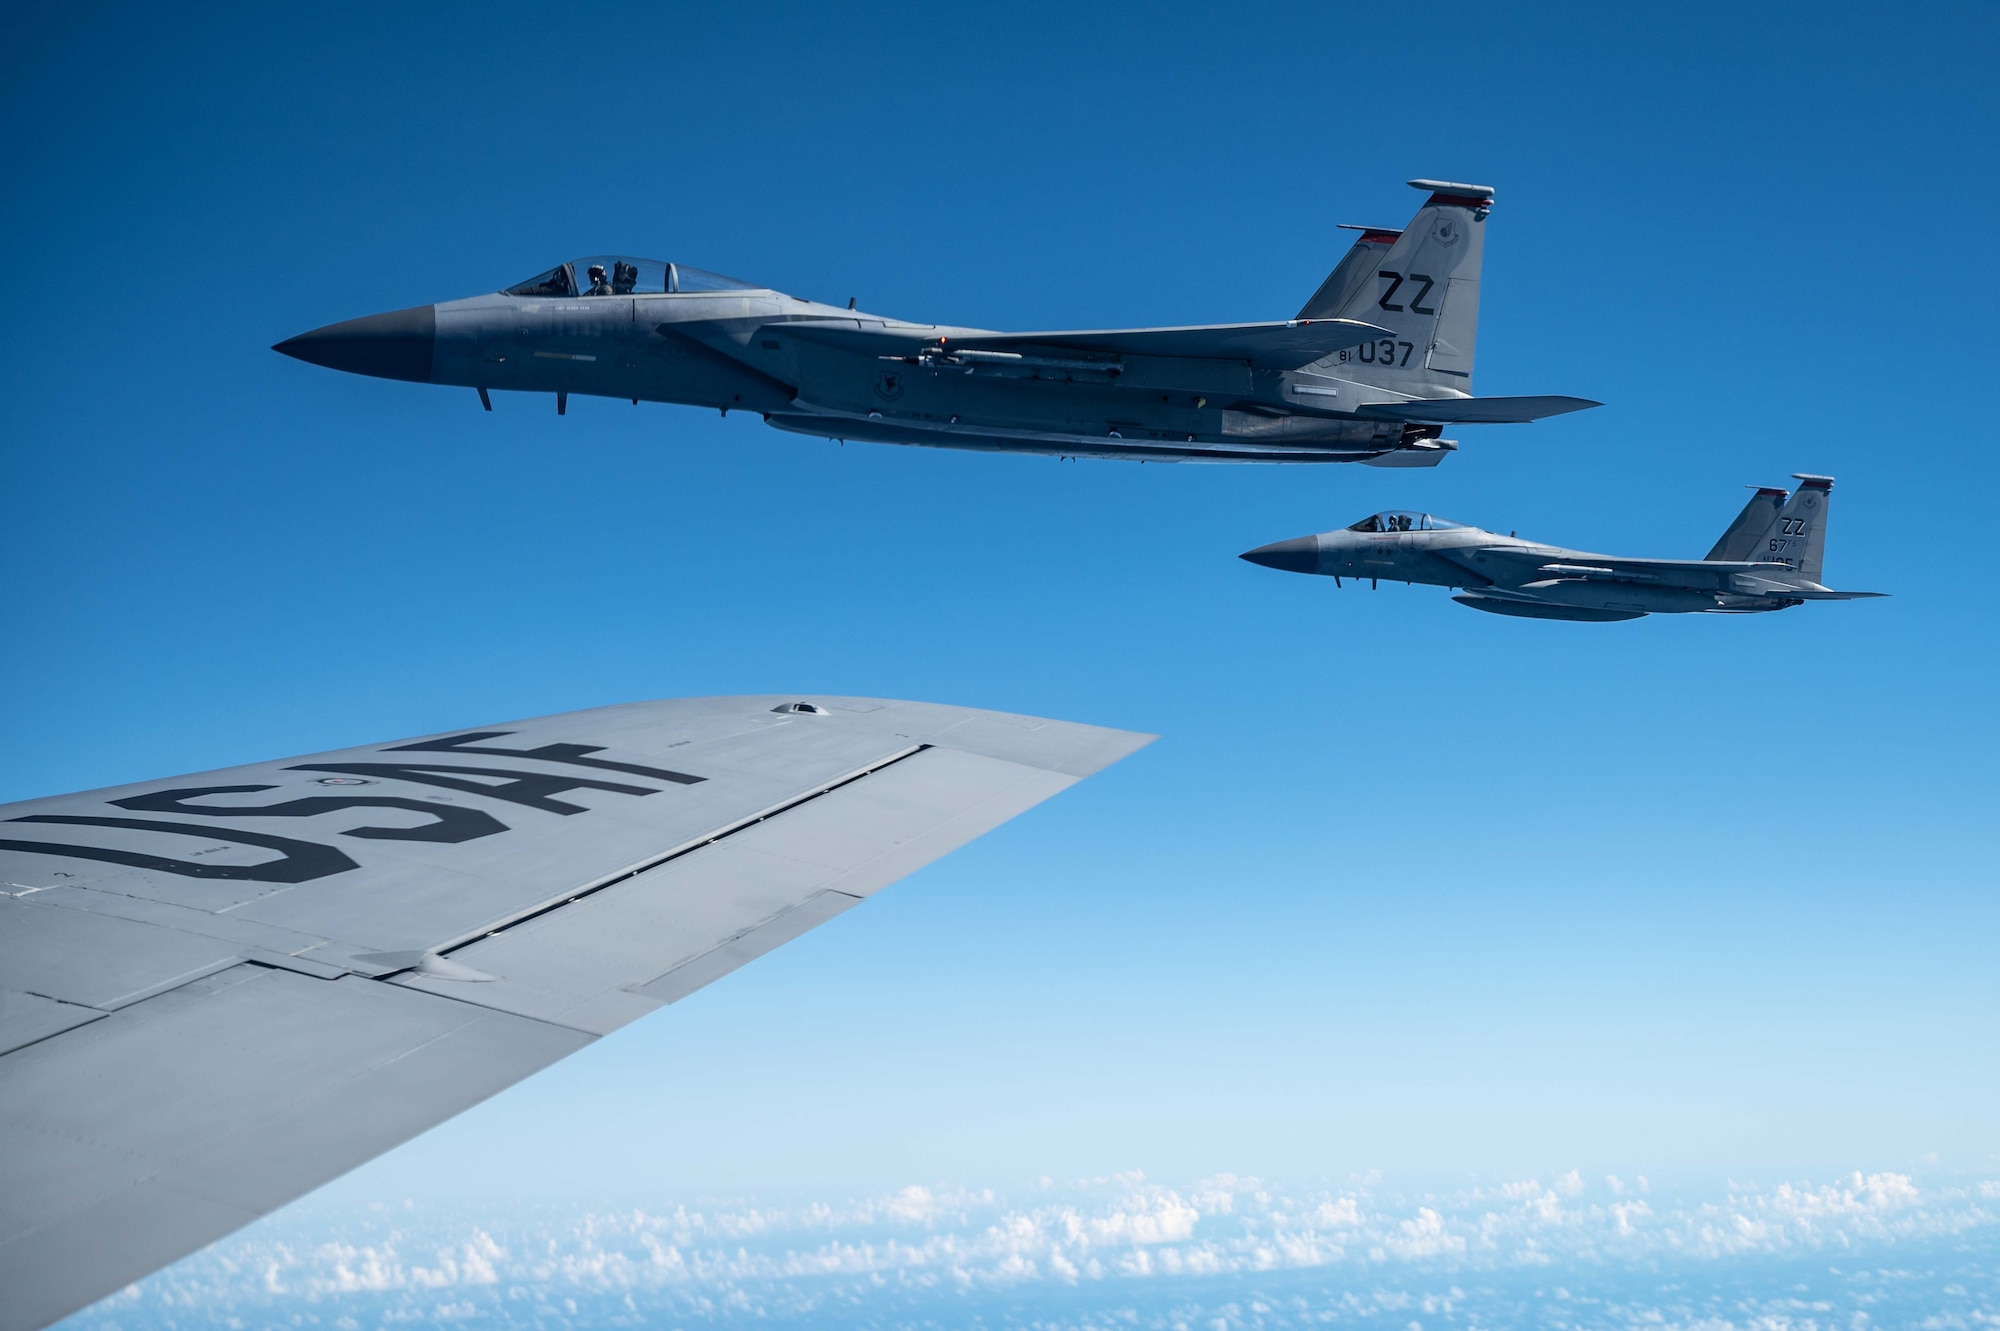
[422,744,933,964]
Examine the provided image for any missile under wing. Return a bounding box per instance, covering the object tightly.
[0,696,1151,1331]
[1241,475,1885,620]
[274,181,1598,466]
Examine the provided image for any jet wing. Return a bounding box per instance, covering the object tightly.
[949,319,1393,368]
[1352,395,1602,424]
[769,318,1391,369]
[0,696,1151,1331]
[1525,557,1761,590]
[1445,549,1878,597]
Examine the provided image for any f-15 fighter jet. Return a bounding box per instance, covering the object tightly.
[1240,475,1884,621]
[274,181,1597,465]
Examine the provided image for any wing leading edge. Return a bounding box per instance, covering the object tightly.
[0,696,1153,1331]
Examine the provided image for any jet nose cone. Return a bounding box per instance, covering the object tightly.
[1239,535,1320,574]
[274,304,437,383]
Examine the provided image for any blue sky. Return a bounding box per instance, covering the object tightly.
[5,0,1998,1259]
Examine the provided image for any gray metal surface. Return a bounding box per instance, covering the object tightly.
[0,991,102,1059]
[0,695,1152,1331]
[1239,477,1884,619]
[272,179,1598,466]
[389,743,1078,1032]
[0,967,587,1331]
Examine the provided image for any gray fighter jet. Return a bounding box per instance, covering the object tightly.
[275,181,1597,464]
[1240,475,1884,620]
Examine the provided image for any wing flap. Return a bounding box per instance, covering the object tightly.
[0,964,590,1331]
[634,889,858,1005]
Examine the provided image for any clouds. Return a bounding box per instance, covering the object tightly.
[1378,1207,1464,1260]
[68,1169,2000,1329]
[252,1229,508,1296]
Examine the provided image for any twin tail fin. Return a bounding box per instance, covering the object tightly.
[1297,179,1492,393]
[1706,474,1835,581]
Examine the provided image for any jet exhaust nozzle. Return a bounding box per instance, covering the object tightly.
[274,304,438,383]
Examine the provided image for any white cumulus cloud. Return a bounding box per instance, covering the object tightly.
[66,1166,2000,1331]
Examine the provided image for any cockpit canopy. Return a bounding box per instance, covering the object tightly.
[1346,510,1467,533]
[502,256,759,298]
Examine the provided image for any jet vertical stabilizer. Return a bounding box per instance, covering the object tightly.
[1296,225,1402,323]
[1705,485,1791,561]
[1298,180,1492,393]
[1758,474,1834,581]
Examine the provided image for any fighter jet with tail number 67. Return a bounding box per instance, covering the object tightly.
[1240,475,1885,621]
[274,180,1598,465]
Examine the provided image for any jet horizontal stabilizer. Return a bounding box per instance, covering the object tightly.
[1354,395,1603,424]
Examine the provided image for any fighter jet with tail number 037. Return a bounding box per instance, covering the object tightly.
[1240,475,1886,621]
[273,181,1598,465]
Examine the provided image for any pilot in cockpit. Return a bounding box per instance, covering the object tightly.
[585,264,614,296]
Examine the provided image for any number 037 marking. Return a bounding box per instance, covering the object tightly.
[1337,339,1415,367]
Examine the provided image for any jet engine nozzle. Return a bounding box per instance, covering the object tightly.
[274,304,438,383]
[1239,535,1320,574]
